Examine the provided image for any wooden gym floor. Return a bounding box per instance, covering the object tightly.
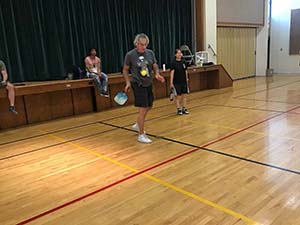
[1,75,300,225]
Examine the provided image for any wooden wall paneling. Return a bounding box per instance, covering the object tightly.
[25,93,52,124]
[50,90,74,119]
[153,79,168,99]
[71,87,95,115]
[94,85,114,110]
[200,72,209,90]
[161,70,171,97]
[207,71,219,89]
[189,71,201,92]
[218,64,234,88]
[0,96,27,129]
[126,89,135,106]
[94,84,113,111]
[1,66,232,129]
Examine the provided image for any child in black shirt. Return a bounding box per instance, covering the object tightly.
[170,49,189,115]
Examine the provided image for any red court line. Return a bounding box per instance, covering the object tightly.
[202,113,281,147]
[206,103,284,113]
[233,80,300,98]
[202,105,300,147]
[235,97,300,105]
[16,105,300,225]
[16,148,198,225]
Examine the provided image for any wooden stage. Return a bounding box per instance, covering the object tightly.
[0,64,232,129]
[1,75,300,225]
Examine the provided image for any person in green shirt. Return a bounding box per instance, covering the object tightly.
[0,60,18,114]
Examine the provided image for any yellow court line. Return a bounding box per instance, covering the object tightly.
[47,133,259,225]
[142,174,257,225]
[48,134,139,173]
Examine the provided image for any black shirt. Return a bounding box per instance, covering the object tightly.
[170,59,187,84]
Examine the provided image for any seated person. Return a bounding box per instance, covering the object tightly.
[0,60,18,114]
[84,48,109,97]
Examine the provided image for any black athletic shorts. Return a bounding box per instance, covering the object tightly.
[131,82,154,108]
[174,83,188,95]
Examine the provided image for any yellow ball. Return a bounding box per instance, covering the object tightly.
[140,70,147,76]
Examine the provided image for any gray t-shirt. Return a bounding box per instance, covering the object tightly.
[0,60,7,81]
[124,49,157,87]
[0,60,6,72]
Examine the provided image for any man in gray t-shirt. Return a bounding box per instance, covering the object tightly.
[123,33,165,143]
[124,48,157,87]
[0,60,18,114]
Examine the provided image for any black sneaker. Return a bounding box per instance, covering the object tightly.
[177,109,183,115]
[100,91,109,98]
[182,108,189,114]
[9,106,18,115]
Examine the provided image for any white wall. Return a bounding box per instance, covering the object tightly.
[256,0,269,76]
[204,0,217,63]
[270,0,300,74]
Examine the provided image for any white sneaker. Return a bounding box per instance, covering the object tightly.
[138,134,152,143]
[132,122,139,131]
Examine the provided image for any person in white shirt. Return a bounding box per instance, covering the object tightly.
[84,48,109,97]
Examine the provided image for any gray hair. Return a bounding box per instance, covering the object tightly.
[133,33,150,46]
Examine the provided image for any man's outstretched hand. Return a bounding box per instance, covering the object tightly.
[155,74,165,83]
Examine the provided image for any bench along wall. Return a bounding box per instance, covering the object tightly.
[0,65,232,130]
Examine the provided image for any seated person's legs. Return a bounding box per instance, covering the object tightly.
[86,72,109,97]
[86,72,106,96]
[100,72,108,93]
[6,82,18,114]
